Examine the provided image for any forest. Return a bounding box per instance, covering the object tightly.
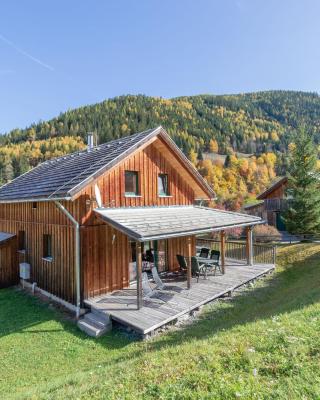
[1,90,320,208]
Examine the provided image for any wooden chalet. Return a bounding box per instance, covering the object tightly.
[0,126,273,336]
[245,177,288,230]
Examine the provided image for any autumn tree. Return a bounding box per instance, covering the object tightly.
[209,139,219,153]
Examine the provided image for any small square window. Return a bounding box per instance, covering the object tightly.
[43,234,52,260]
[18,230,26,251]
[158,174,169,196]
[32,202,37,209]
[125,171,139,196]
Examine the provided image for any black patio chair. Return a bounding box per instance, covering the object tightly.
[191,256,207,282]
[176,254,188,274]
[199,247,210,258]
[210,249,222,275]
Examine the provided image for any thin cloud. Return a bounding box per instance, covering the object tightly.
[0,69,14,75]
[0,33,54,71]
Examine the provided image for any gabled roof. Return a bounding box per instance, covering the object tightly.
[257,176,287,200]
[94,206,263,241]
[0,126,215,203]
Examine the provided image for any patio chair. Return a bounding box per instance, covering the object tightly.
[191,256,207,282]
[210,250,222,275]
[151,266,165,290]
[199,247,210,258]
[142,272,155,298]
[176,254,188,273]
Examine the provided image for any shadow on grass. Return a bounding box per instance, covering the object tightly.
[2,245,320,359]
[133,247,320,353]
[0,287,132,351]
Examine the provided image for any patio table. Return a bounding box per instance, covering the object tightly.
[196,257,219,277]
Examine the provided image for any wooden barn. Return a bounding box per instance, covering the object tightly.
[0,126,274,336]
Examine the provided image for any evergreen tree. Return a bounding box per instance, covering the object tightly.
[283,129,320,234]
[197,147,203,161]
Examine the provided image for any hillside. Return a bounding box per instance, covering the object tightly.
[1,244,320,399]
[0,90,319,206]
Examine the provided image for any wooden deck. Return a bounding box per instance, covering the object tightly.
[84,261,275,335]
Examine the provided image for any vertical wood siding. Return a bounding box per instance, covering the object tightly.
[0,138,198,303]
[0,237,18,288]
[0,219,76,304]
[167,236,196,271]
[81,225,130,299]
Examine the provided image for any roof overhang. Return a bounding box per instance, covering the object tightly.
[257,177,288,200]
[94,206,264,242]
[0,232,16,244]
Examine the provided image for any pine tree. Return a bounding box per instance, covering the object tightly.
[283,129,320,234]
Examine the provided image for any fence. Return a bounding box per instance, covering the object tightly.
[196,238,276,265]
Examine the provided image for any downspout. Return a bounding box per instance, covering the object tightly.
[54,201,81,318]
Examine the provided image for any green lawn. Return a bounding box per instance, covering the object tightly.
[1,244,320,399]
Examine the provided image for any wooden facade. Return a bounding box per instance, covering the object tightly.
[0,236,18,289]
[0,136,201,305]
[245,177,288,229]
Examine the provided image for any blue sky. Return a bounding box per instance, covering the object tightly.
[1,0,320,133]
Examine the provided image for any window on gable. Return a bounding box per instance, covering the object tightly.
[18,230,26,251]
[158,174,169,196]
[43,234,53,260]
[125,171,139,196]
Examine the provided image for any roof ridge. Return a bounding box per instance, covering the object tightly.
[47,127,160,199]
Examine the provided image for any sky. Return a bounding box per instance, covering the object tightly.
[1,0,320,133]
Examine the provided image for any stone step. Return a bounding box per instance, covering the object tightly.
[77,312,112,338]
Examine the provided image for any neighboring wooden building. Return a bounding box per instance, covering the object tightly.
[0,126,262,317]
[244,177,288,230]
[0,232,18,288]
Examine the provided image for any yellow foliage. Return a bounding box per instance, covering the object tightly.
[209,139,219,153]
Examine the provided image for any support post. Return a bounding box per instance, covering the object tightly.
[136,241,143,310]
[246,226,253,266]
[220,230,226,274]
[187,236,192,289]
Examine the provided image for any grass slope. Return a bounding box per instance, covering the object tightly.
[1,244,320,399]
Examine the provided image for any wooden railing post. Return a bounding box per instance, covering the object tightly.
[220,230,226,274]
[136,241,142,310]
[187,236,192,289]
[246,226,253,266]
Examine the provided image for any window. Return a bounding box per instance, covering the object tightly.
[125,171,139,196]
[158,174,169,196]
[18,230,26,251]
[43,234,52,260]
[32,202,37,209]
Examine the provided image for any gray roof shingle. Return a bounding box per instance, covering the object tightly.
[0,127,160,202]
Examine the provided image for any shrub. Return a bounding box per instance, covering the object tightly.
[253,224,281,242]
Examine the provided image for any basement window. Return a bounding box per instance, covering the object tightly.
[125,171,139,196]
[43,234,53,261]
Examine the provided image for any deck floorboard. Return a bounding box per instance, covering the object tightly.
[85,261,275,334]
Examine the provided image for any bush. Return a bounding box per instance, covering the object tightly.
[253,224,281,242]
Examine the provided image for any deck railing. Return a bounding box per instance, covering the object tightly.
[196,238,276,265]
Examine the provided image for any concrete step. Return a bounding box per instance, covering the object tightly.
[91,307,112,324]
[84,312,108,330]
[77,312,112,338]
